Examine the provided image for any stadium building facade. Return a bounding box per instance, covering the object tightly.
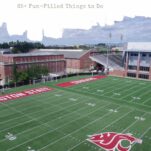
[124,42,151,80]
[0,52,66,85]
[89,42,151,80]
[33,49,94,74]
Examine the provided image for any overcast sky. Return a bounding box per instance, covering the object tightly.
[0,0,150,40]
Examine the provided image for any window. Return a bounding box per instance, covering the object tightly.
[130,53,138,56]
[138,74,149,79]
[142,53,146,57]
[139,66,149,71]
[128,65,137,70]
[127,73,136,77]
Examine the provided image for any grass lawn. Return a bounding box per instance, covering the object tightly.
[0,75,150,151]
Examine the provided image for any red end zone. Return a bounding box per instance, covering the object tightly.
[56,75,107,87]
[0,87,53,103]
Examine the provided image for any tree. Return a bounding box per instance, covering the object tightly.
[18,71,28,82]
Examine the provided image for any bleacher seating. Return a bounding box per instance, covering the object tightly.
[90,53,124,70]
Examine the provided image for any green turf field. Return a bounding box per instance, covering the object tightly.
[0,75,151,151]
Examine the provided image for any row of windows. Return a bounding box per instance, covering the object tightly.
[128,66,150,71]
[139,66,150,71]
[130,53,151,57]
[128,65,137,70]
[127,73,149,79]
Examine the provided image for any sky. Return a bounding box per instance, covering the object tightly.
[0,0,150,40]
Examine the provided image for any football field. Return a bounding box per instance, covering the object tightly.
[0,75,151,151]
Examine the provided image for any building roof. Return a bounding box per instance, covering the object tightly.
[0,49,12,54]
[126,42,151,52]
[1,51,63,57]
[34,49,89,59]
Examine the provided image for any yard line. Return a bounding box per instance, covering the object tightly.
[0,102,95,143]
[38,106,130,151]
[131,126,151,148]
[86,78,149,100]
[71,79,145,100]
[66,109,134,151]
[120,83,151,99]
[1,88,107,132]
[7,103,112,151]
[0,89,78,114]
[70,77,124,92]
[74,77,134,96]
[0,96,90,132]
[142,98,151,104]
[137,126,151,139]
[38,107,121,151]
[0,99,82,128]
[128,86,151,103]
[122,113,146,133]
[104,95,151,111]
[0,93,83,124]
[76,88,151,112]
[69,111,147,151]
[98,80,139,96]
[0,91,56,115]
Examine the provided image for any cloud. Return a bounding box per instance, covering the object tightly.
[0,0,150,40]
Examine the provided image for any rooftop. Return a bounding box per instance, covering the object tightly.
[34,49,89,59]
[126,42,151,52]
[1,51,63,57]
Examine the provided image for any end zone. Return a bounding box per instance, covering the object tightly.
[0,87,53,103]
[56,75,107,87]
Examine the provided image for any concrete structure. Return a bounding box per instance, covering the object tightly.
[0,52,66,85]
[89,42,151,80]
[124,42,151,80]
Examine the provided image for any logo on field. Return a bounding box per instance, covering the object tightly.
[87,132,142,151]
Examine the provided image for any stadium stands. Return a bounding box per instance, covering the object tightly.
[90,53,124,70]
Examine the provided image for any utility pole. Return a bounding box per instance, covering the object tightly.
[56,50,58,82]
[107,32,112,74]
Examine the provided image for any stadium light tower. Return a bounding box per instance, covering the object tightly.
[55,50,58,82]
[107,32,112,74]
[120,34,123,42]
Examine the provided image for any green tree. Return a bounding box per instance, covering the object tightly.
[18,71,29,82]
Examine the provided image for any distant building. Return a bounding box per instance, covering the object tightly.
[124,42,151,80]
[33,49,94,73]
[0,49,12,54]
[0,52,66,85]
[89,42,151,80]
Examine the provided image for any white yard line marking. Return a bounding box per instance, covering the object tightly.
[0,96,89,133]
[73,78,128,94]
[38,107,122,151]
[0,90,71,116]
[142,98,151,104]
[7,103,112,151]
[0,103,91,143]
[77,88,151,111]
[98,80,139,96]
[122,113,146,133]
[0,90,87,124]
[120,84,151,100]
[131,126,151,148]
[68,109,134,151]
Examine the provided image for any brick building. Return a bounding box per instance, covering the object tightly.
[0,52,66,85]
[124,42,151,80]
[33,49,95,73]
[89,42,151,80]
